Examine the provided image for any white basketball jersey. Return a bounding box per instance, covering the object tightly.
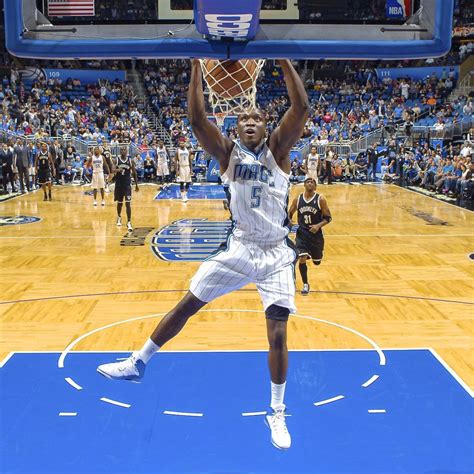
[156,146,168,164]
[307,153,319,171]
[92,155,104,173]
[222,140,291,245]
[177,148,190,167]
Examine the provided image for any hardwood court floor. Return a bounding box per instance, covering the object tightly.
[0,183,472,389]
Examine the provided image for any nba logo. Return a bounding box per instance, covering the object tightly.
[386,0,411,18]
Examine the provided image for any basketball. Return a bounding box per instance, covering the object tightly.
[202,59,258,99]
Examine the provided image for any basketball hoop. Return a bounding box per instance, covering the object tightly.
[214,112,226,131]
[199,59,265,119]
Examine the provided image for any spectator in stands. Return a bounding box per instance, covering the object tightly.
[133,153,144,181]
[354,152,368,180]
[342,155,356,181]
[143,153,156,182]
[433,158,455,192]
[455,162,474,199]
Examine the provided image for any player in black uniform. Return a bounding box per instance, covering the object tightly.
[102,146,114,193]
[114,147,139,231]
[35,142,56,201]
[288,177,332,295]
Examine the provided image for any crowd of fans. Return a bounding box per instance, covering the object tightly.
[144,59,466,148]
[0,73,154,147]
[286,138,473,202]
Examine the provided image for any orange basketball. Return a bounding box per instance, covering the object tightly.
[202,59,258,99]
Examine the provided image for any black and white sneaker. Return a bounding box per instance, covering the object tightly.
[301,284,310,295]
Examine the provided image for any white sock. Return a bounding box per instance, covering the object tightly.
[135,338,160,364]
[270,381,286,411]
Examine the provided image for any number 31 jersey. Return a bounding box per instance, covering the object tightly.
[297,193,323,237]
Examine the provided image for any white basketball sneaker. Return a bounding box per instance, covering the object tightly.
[116,216,122,227]
[301,284,310,295]
[97,353,146,382]
[127,221,133,232]
[266,408,291,449]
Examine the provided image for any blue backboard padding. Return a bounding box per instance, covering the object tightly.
[194,0,262,40]
[1,349,472,473]
[5,0,453,59]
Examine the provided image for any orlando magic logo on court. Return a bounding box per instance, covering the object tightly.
[151,219,232,261]
[0,216,41,226]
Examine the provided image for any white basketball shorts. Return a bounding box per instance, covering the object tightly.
[305,170,319,182]
[178,165,191,183]
[190,235,297,313]
[156,162,169,177]
[91,171,105,189]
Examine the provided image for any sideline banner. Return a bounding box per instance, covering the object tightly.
[376,66,459,81]
[18,67,126,84]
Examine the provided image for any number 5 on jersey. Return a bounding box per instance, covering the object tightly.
[251,186,262,208]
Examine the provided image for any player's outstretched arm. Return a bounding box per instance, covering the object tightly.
[269,60,309,169]
[188,60,234,173]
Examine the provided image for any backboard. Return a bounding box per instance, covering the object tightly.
[5,0,453,60]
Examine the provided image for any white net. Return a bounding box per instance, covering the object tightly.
[199,59,265,120]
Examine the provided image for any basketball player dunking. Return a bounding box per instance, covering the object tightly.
[288,177,332,295]
[97,59,309,450]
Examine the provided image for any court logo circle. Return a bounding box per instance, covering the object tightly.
[0,216,42,226]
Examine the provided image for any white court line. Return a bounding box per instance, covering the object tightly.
[64,377,83,390]
[57,310,387,370]
[368,409,386,414]
[314,395,345,406]
[163,411,203,417]
[59,412,77,416]
[429,349,474,398]
[362,374,380,388]
[242,411,267,417]
[100,397,131,408]
[295,314,386,366]
[0,352,14,368]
